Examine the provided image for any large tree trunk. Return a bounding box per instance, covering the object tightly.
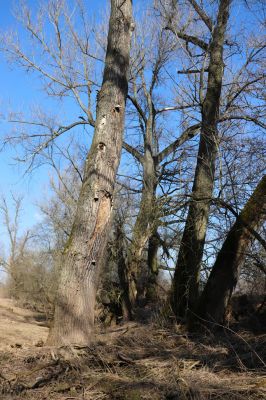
[172,0,230,319]
[196,175,266,325]
[47,0,133,346]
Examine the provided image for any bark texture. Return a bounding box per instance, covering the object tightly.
[145,231,160,302]
[47,0,133,346]
[126,116,158,309]
[147,231,160,276]
[172,0,230,318]
[197,175,266,325]
[115,221,133,321]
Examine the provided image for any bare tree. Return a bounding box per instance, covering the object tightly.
[46,0,134,346]
[168,0,231,318]
[2,0,135,332]
[0,0,265,334]
[0,195,31,296]
[156,0,265,322]
[119,10,201,312]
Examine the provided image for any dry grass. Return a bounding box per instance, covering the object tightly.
[0,297,48,350]
[0,298,265,399]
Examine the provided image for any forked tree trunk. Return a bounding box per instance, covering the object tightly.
[172,0,230,319]
[196,175,266,325]
[47,0,134,346]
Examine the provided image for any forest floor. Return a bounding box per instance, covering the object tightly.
[0,296,265,400]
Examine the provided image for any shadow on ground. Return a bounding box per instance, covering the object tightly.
[0,318,265,399]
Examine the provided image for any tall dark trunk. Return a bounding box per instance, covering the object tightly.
[47,0,134,346]
[196,175,266,325]
[172,0,230,319]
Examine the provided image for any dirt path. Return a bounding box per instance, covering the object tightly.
[0,297,48,350]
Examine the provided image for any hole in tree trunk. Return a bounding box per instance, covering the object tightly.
[98,142,106,151]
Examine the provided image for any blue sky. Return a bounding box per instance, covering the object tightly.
[0,0,264,259]
[0,0,107,254]
[0,0,141,258]
[0,1,49,253]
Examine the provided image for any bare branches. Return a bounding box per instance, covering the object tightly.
[219,114,266,130]
[5,119,91,173]
[1,0,99,135]
[0,195,32,266]
[225,73,266,112]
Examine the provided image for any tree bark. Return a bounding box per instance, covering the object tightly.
[47,0,134,346]
[196,175,266,325]
[147,231,160,276]
[145,231,160,301]
[115,220,133,321]
[126,141,158,308]
[172,0,231,318]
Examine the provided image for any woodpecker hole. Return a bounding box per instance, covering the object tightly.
[98,142,106,151]
[114,105,121,113]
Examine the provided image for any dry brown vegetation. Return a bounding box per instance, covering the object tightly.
[0,296,265,400]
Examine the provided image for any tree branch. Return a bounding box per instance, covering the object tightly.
[219,114,266,130]
[122,142,144,164]
[188,0,213,32]
[156,123,201,164]
[165,26,208,51]
[127,95,147,123]
[177,68,209,74]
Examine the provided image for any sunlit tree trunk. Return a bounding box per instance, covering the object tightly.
[172,0,231,319]
[196,175,266,325]
[47,0,134,346]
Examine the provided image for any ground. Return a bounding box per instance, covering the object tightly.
[0,298,48,350]
[0,296,265,399]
